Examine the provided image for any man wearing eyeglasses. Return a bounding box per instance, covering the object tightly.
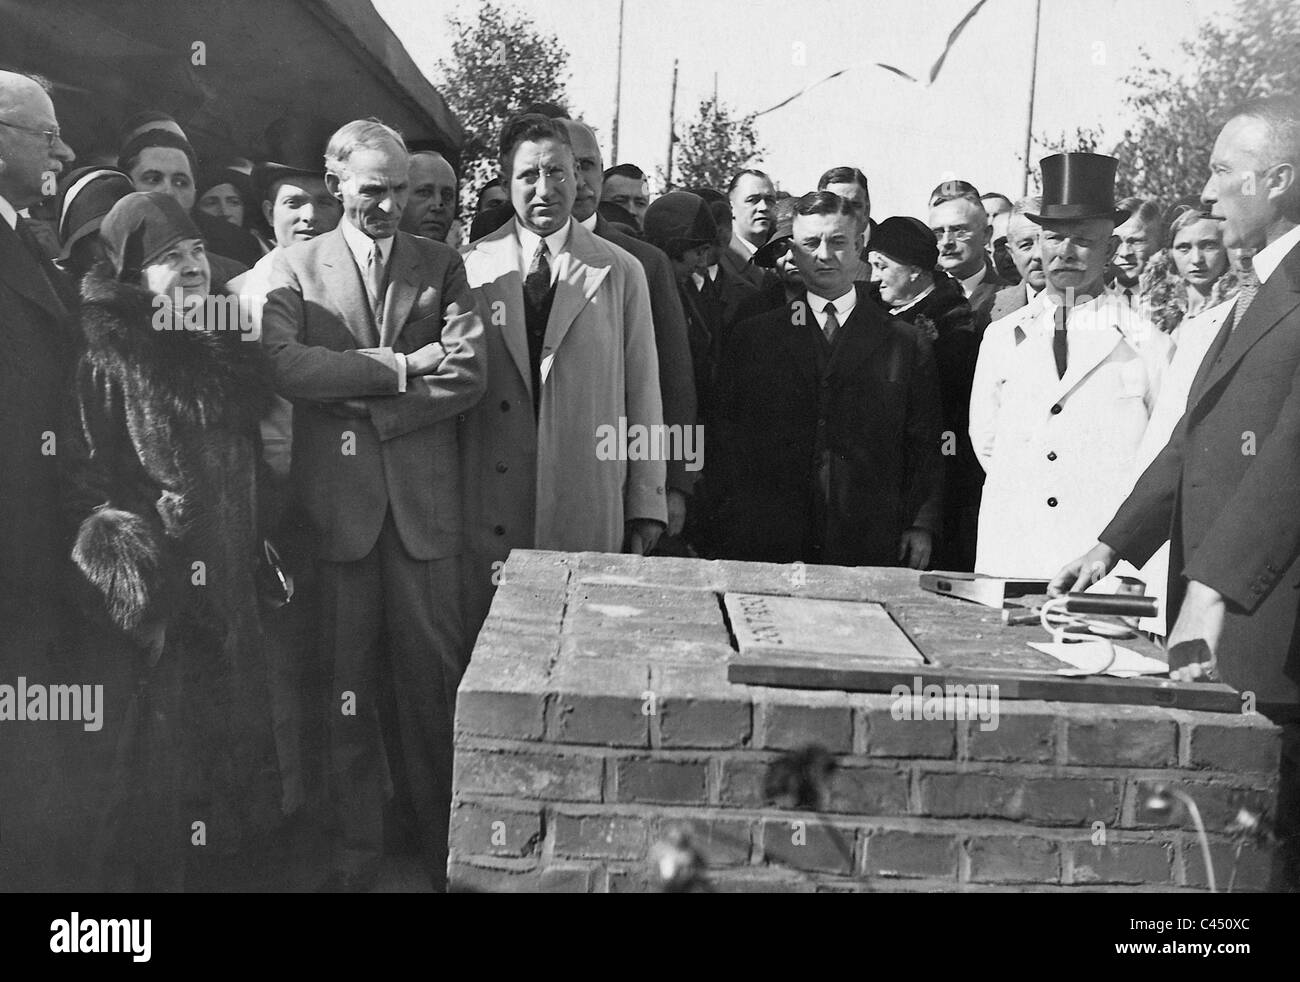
[459,113,666,639]
[929,193,1007,331]
[0,69,77,889]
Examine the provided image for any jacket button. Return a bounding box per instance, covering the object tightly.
[493,525,506,536]
[1046,451,1057,461]
[500,400,510,412]
[496,461,508,473]
[1047,497,1058,507]
[1050,403,1062,415]
[818,418,826,427]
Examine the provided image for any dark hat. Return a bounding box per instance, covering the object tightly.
[870,216,939,270]
[1028,153,1129,224]
[753,196,800,267]
[54,166,134,261]
[195,164,255,206]
[643,192,716,258]
[253,159,325,205]
[100,191,202,279]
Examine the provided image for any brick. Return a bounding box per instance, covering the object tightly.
[661,816,753,867]
[709,871,816,893]
[859,704,955,758]
[826,766,910,816]
[576,553,723,592]
[447,859,540,893]
[756,691,853,753]
[539,863,595,893]
[452,748,603,802]
[967,835,1060,884]
[1186,719,1280,774]
[761,818,857,875]
[1065,710,1177,767]
[498,549,575,590]
[652,663,752,749]
[1130,780,1274,832]
[919,773,1120,825]
[1069,841,1172,885]
[965,705,1055,763]
[553,812,648,860]
[717,757,769,808]
[561,634,733,664]
[447,800,542,859]
[607,866,653,893]
[455,658,549,741]
[615,758,708,804]
[1182,838,1272,892]
[865,830,958,879]
[545,659,649,747]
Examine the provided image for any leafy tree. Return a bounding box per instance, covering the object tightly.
[660,95,766,192]
[1032,0,1300,204]
[435,0,572,222]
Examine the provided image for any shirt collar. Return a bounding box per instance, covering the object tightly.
[959,263,987,297]
[808,286,857,323]
[0,194,18,230]
[1251,223,1300,285]
[340,217,393,270]
[735,234,759,257]
[517,218,572,270]
[691,264,721,291]
[579,212,598,232]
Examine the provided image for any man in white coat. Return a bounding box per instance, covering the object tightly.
[969,153,1169,577]
[460,114,667,636]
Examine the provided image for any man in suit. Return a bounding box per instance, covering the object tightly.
[560,119,698,546]
[988,195,1046,321]
[818,165,875,284]
[399,150,458,244]
[261,119,487,891]
[722,168,777,290]
[0,69,79,890]
[713,190,943,568]
[459,114,666,636]
[600,162,650,231]
[930,192,1007,331]
[1052,96,1300,891]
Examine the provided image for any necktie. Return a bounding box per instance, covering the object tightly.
[822,301,840,343]
[1229,268,1260,333]
[525,240,552,308]
[365,239,386,319]
[14,216,64,310]
[1052,303,1068,379]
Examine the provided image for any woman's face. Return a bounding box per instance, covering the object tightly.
[869,251,920,306]
[197,182,245,227]
[142,237,210,301]
[1171,217,1228,291]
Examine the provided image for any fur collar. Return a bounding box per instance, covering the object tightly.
[78,262,272,430]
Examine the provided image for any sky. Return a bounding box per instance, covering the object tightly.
[373,0,1236,218]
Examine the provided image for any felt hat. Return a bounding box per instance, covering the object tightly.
[643,192,716,257]
[870,216,939,270]
[54,166,134,261]
[100,191,202,279]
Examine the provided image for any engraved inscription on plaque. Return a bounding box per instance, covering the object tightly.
[723,593,925,663]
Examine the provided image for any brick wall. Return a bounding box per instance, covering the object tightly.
[449,551,1280,893]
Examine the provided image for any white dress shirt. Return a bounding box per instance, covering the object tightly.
[1250,222,1300,287]
[517,218,572,284]
[691,264,720,292]
[959,264,987,299]
[807,286,857,337]
[338,217,405,390]
[0,194,17,230]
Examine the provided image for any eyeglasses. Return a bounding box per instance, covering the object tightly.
[0,119,62,149]
[932,225,976,241]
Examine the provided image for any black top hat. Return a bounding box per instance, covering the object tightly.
[1027,153,1129,225]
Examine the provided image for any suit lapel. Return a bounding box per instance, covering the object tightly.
[1189,253,1300,409]
[826,286,888,380]
[379,234,421,347]
[0,220,66,319]
[471,220,532,400]
[318,229,377,348]
[541,222,611,382]
[1047,295,1130,403]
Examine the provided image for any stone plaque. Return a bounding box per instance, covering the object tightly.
[724,593,925,663]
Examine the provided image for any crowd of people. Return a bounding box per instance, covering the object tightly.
[2,66,1299,892]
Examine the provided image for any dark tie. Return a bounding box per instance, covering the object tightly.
[1052,303,1069,379]
[525,240,552,308]
[1229,268,1260,333]
[14,216,64,310]
[822,301,840,344]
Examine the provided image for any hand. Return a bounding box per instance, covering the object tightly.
[1048,543,1119,597]
[898,528,932,570]
[404,341,446,376]
[666,489,688,538]
[625,518,665,556]
[1166,580,1226,683]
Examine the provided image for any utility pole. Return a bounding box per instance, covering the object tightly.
[612,0,625,163]
[1022,0,1042,195]
[665,58,679,187]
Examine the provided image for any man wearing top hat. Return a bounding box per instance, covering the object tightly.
[969,152,1170,578]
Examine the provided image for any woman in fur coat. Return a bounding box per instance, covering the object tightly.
[65,192,280,890]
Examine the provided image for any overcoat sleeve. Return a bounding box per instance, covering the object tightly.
[620,259,668,526]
